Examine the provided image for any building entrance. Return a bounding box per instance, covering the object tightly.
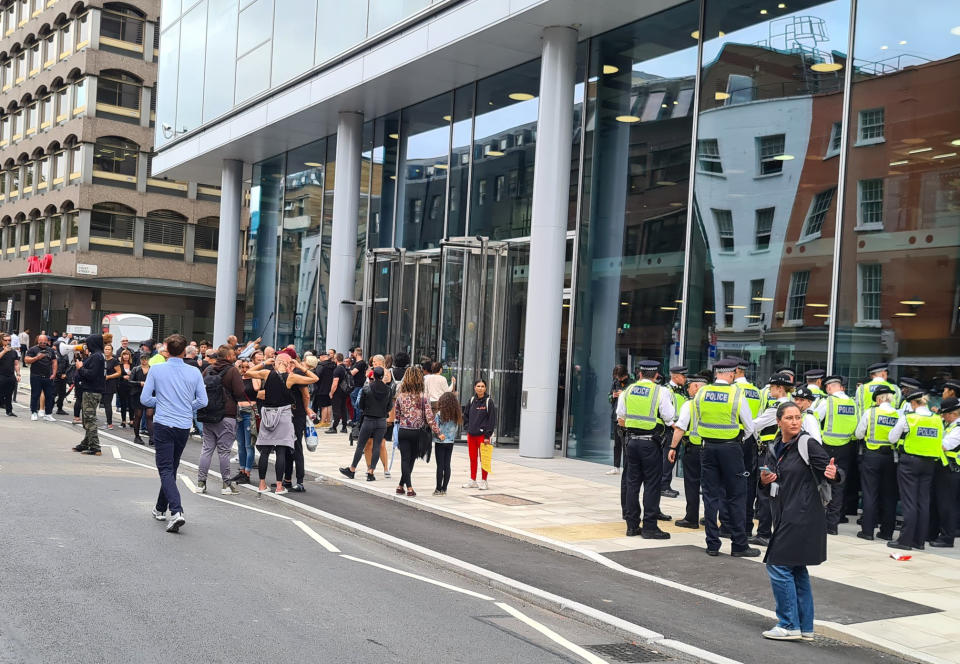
[362,237,528,441]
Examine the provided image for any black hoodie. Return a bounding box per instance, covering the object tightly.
[78,334,106,393]
[358,379,394,419]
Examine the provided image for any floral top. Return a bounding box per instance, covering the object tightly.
[395,392,442,435]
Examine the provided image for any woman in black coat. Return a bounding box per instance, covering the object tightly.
[758,402,841,642]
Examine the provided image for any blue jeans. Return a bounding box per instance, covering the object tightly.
[351,386,363,423]
[30,375,55,414]
[154,422,190,516]
[236,409,254,471]
[766,564,814,632]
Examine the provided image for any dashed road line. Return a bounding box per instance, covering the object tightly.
[495,602,609,664]
[340,554,495,601]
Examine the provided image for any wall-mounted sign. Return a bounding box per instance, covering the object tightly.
[76,263,98,276]
[26,254,52,273]
[66,325,92,335]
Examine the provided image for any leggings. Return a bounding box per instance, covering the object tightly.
[102,393,115,425]
[467,434,489,480]
[435,442,453,491]
[258,445,289,484]
[352,416,387,471]
[131,403,154,439]
[115,387,130,424]
[397,427,420,489]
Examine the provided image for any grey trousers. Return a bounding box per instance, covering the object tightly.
[198,418,237,483]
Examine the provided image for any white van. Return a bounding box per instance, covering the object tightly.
[101,313,153,344]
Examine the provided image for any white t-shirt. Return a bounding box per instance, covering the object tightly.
[423,373,454,402]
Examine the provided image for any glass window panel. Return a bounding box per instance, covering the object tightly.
[835,0,960,393]
[203,0,238,123]
[76,13,90,45]
[447,84,474,238]
[244,155,284,346]
[367,0,430,35]
[235,40,271,105]
[395,92,450,250]
[315,0,367,64]
[469,59,539,240]
[176,0,206,133]
[368,112,399,249]
[271,0,315,86]
[155,21,179,147]
[60,23,72,55]
[696,138,723,174]
[94,137,139,176]
[712,208,734,251]
[73,79,87,114]
[237,0,272,50]
[14,52,25,80]
[355,121,373,301]
[567,3,698,461]
[160,0,181,31]
[684,0,850,381]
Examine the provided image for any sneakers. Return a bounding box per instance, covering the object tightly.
[197,480,207,494]
[166,513,186,533]
[31,412,38,421]
[43,414,55,422]
[72,444,87,452]
[748,535,770,547]
[221,481,239,495]
[5,411,16,417]
[801,632,815,641]
[478,480,489,490]
[290,483,306,492]
[80,449,102,456]
[384,471,391,478]
[339,467,356,480]
[731,547,761,557]
[366,474,376,482]
[762,626,801,641]
[151,509,167,521]
[605,467,620,475]
[433,489,442,496]
[462,480,478,489]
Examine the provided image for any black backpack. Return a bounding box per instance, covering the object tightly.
[197,366,227,424]
[339,368,354,394]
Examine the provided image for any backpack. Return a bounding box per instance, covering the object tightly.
[197,366,227,424]
[338,368,354,394]
[796,432,832,508]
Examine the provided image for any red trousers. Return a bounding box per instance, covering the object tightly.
[467,434,488,480]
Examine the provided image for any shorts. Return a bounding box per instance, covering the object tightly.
[316,394,332,408]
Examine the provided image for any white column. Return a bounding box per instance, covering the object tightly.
[325,111,363,352]
[213,159,243,345]
[519,26,578,458]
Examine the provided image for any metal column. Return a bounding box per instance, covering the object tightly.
[213,159,243,345]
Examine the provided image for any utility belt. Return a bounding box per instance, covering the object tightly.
[702,435,743,445]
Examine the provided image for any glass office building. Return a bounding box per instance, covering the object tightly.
[155,0,960,461]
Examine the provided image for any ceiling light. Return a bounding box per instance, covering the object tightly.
[615,115,640,123]
[442,115,451,122]
[660,306,678,311]
[777,2,786,7]
[388,133,399,139]
[895,312,917,317]
[718,31,726,37]
[714,91,730,100]
[620,301,629,306]
[486,150,504,157]
[675,299,684,304]
[951,139,960,146]
[508,92,534,101]
[602,64,619,75]
[389,175,396,180]
[433,163,448,169]
[933,152,957,159]
[760,9,768,15]
[952,26,960,36]
[889,160,908,166]
[899,40,907,45]
[704,310,716,314]
[899,299,925,306]
[656,181,676,186]
[661,103,668,108]
[880,45,888,50]
[691,30,700,40]
[745,315,762,319]
[729,305,746,310]
[773,154,794,160]
[303,162,322,167]
[562,303,570,308]
[669,202,684,207]
[814,314,830,319]
[753,297,773,302]
[908,147,932,154]
[673,100,678,105]
[807,303,829,308]
[810,62,842,72]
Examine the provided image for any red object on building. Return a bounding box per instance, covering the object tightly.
[26,254,53,274]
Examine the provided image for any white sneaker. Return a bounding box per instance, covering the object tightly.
[43,414,55,422]
[478,480,489,490]
[762,626,801,641]
[166,513,185,533]
[801,632,814,641]
[31,413,38,421]
[462,480,478,489]
[151,509,166,521]
[221,482,239,495]
[605,467,620,475]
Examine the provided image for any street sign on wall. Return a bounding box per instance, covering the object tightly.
[77,263,98,276]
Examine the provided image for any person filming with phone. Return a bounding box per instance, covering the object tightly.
[757,401,841,642]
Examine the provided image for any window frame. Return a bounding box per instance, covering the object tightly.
[696,138,723,175]
[857,263,882,327]
[754,207,774,251]
[711,208,735,252]
[801,187,837,240]
[856,108,885,146]
[756,133,786,176]
[856,178,884,230]
[722,281,735,329]
[786,270,810,325]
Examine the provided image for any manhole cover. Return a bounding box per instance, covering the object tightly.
[473,493,541,506]
[587,642,671,662]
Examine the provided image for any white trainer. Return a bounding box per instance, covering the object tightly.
[43,414,56,422]
[801,632,814,641]
[605,467,620,475]
[478,480,489,490]
[30,413,38,421]
[762,626,801,641]
[461,480,478,489]
[151,509,167,521]
[166,513,185,533]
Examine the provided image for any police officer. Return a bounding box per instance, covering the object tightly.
[760,365,794,408]
[854,385,899,541]
[929,398,960,547]
[732,358,763,539]
[661,365,688,498]
[943,380,960,402]
[898,377,922,414]
[813,376,858,535]
[692,358,759,557]
[803,369,826,410]
[749,373,793,546]
[616,360,676,539]
[888,389,945,551]
[856,362,901,415]
[791,387,823,443]
[667,372,709,528]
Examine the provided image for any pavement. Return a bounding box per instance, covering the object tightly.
[4,380,953,663]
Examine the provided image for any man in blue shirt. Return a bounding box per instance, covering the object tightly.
[141,334,207,533]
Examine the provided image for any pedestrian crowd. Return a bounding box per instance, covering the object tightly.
[612,356,959,641]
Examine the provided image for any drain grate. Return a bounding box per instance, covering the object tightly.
[587,643,671,662]
[473,493,541,506]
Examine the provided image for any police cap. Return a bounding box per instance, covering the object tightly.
[637,360,660,372]
[793,386,815,402]
[669,365,688,375]
[872,384,895,398]
[903,388,927,402]
[735,357,752,370]
[944,380,960,393]
[804,368,825,380]
[775,365,795,377]
[823,375,844,387]
[867,362,889,374]
[899,377,921,389]
[768,373,793,387]
[940,397,960,414]
[687,373,709,385]
[713,358,738,372]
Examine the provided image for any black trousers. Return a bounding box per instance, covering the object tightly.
[73,386,83,418]
[742,437,758,535]
[115,384,131,423]
[896,454,938,549]
[613,423,625,469]
[435,442,453,491]
[257,445,289,483]
[824,441,857,529]
[620,436,630,519]
[397,428,419,489]
[702,441,748,552]
[0,374,15,414]
[331,392,349,429]
[101,392,115,425]
[681,443,702,522]
[660,439,677,491]
[352,416,387,471]
[54,376,68,411]
[284,415,306,484]
[860,447,898,537]
[624,434,662,531]
[929,463,960,544]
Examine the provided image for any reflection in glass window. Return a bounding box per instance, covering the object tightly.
[315,0,367,64]
[447,84,473,237]
[755,207,774,250]
[857,108,884,142]
[697,139,722,174]
[203,0,238,123]
[803,187,836,237]
[176,0,206,133]
[749,279,765,321]
[713,208,734,251]
[787,271,809,322]
[857,179,883,227]
[757,133,786,175]
[858,263,881,323]
[244,156,284,347]
[97,71,142,110]
[722,281,735,328]
[271,0,315,86]
[367,113,399,249]
[155,21,178,147]
[367,0,430,35]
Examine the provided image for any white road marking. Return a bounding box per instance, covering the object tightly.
[108,445,121,459]
[495,602,609,664]
[340,554,495,601]
[180,474,198,493]
[656,640,743,664]
[119,458,156,471]
[293,520,340,552]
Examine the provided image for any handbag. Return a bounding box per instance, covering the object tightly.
[304,421,318,452]
[417,396,433,462]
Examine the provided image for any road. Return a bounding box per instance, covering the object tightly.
[0,392,914,664]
